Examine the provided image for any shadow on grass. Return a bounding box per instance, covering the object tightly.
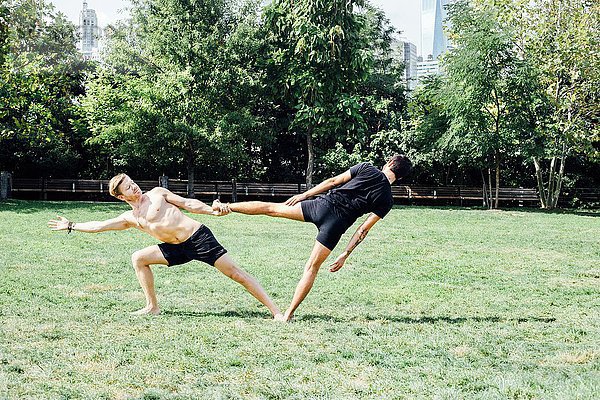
[298,313,557,324]
[148,309,560,324]
[162,309,272,319]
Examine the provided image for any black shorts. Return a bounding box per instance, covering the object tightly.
[157,225,227,267]
[301,197,356,251]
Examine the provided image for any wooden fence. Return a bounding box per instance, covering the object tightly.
[5,176,599,207]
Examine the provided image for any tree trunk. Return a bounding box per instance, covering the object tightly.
[551,141,567,208]
[186,152,195,198]
[494,151,500,209]
[546,156,557,210]
[481,169,489,208]
[306,128,314,187]
[488,168,493,209]
[533,157,547,209]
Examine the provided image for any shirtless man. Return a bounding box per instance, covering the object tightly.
[215,155,412,321]
[48,173,282,318]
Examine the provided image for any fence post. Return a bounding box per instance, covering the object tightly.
[0,171,11,200]
[159,175,169,189]
[231,178,237,203]
[518,186,523,207]
[458,186,462,207]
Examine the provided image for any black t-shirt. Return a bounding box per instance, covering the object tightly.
[322,162,394,221]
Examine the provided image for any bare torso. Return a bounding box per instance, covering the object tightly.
[127,188,202,243]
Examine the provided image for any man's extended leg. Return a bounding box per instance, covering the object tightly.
[130,245,168,315]
[228,201,304,221]
[283,241,332,321]
[213,253,282,318]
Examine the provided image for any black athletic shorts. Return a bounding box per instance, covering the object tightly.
[157,225,227,267]
[301,197,356,251]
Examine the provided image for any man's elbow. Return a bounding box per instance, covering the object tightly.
[89,225,103,233]
[183,201,198,213]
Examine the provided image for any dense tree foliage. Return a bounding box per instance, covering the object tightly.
[0,0,94,177]
[82,0,271,196]
[406,0,599,208]
[1,0,598,207]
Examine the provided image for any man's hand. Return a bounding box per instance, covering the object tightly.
[211,199,231,216]
[329,252,348,272]
[48,215,70,231]
[284,193,306,206]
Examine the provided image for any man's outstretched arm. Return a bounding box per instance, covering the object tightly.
[161,188,224,215]
[48,213,133,233]
[284,170,352,206]
[329,213,381,272]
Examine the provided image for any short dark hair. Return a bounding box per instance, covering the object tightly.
[388,154,412,180]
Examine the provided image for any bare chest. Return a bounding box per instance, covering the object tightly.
[134,196,174,228]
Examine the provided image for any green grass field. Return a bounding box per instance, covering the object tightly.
[0,200,598,399]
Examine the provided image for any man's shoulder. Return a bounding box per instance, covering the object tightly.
[118,209,136,223]
[350,161,374,176]
[148,187,168,195]
[145,187,172,202]
[352,161,373,169]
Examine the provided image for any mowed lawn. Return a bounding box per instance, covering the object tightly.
[0,200,598,399]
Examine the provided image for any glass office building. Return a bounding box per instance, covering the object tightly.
[421,0,454,59]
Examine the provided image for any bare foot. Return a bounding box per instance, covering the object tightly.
[281,310,294,322]
[273,313,286,322]
[131,306,160,316]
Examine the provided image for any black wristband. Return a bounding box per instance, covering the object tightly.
[67,221,74,234]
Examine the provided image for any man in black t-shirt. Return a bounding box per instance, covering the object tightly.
[214,154,412,321]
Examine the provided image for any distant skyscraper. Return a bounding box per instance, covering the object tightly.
[401,41,418,90]
[78,1,101,60]
[421,0,455,59]
[391,39,418,90]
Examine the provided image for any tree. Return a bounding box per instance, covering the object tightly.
[440,0,542,208]
[263,0,371,185]
[405,75,459,185]
[498,0,600,209]
[0,0,92,177]
[322,4,410,176]
[84,0,266,195]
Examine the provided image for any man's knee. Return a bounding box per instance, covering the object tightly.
[222,268,247,284]
[131,251,145,267]
[265,203,284,217]
[304,259,323,275]
[270,203,300,219]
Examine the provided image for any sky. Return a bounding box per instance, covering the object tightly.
[50,0,422,53]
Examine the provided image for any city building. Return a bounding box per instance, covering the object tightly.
[416,55,440,82]
[77,1,101,61]
[421,0,456,60]
[400,41,418,90]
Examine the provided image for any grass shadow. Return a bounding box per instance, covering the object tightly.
[298,313,557,324]
[161,309,271,319]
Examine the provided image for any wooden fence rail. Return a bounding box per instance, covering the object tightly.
[7,176,600,206]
